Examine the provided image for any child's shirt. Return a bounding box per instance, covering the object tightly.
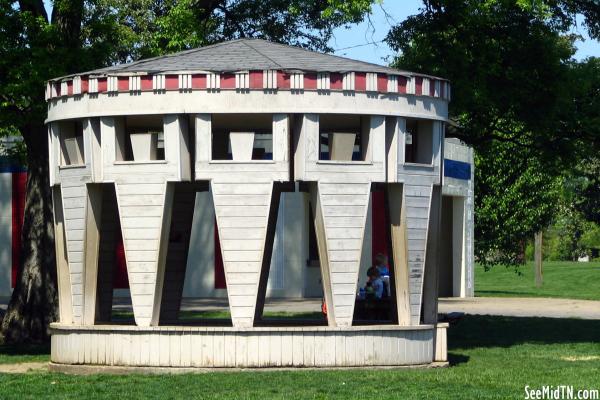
[377,264,390,277]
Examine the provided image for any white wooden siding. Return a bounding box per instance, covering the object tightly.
[212,181,273,327]
[317,181,371,326]
[403,183,433,323]
[50,325,435,367]
[115,181,171,326]
[59,172,91,323]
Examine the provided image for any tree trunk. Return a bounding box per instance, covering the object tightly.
[534,231,543,288]
[1,124,58,344]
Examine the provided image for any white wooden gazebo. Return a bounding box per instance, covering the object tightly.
[46,39,450,369]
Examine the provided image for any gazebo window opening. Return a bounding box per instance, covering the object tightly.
[116,115,165,162]
[211,113,273,161]
[319,114,370,162]
[59,120,85,166]
[405,118,434,165]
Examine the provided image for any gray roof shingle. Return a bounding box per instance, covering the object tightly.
[69,39,442,79]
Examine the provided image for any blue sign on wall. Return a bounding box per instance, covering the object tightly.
[444,159,471,180]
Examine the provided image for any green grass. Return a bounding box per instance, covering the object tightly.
[0,344,49,365]
[475,261,600,301]
[1,315,599,399]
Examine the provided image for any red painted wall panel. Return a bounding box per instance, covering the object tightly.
[114,230,129,289]
[304,73,317,90]
[192,74,206,89]
[81,77,89,93]
[11,172,27,288]
[67,80,73,96]
[118,77,129,92]
[398,76,408,94]
[141,75,153,91]
[97,78,107,93]
[330,73,343,90]
[220,73,236,89]
[377,74,388,92]
[371,190,389,261]
[214,219,226,289]
[415,77,423,96]
[249,70,263,89]
[165,75,178,90]
[355,72,366,91]
[277,72,290,89]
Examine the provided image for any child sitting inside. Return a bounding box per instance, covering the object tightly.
[366,267,384,300]
[375,253,391,297]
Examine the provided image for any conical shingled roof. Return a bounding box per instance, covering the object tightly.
[80,38,433,78]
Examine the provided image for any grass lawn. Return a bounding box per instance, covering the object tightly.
[475,261,600,301]
[1,315,599,399]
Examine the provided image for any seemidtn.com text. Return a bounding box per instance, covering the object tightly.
[525,386,599,400]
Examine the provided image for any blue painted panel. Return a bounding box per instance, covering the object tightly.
[444,159,471,180]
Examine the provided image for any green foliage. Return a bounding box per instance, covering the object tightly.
[385,0,600,267]
[474,142,561,266]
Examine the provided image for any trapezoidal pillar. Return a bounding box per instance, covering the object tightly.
[403,183,434,324]
[212,181,275,327]
[311,181,371,327]
[115,181,173,326]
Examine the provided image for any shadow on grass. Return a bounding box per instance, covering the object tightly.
[449,315,600,350]
[0,343,50,357]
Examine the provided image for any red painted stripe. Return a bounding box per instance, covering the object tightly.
[165,75,178,90]
[371,190,389,260]
[67,80,73,96]
[192,74,206,89]
[214,219,226,289]
[277,71,290,89]
[141,75,153,91]
[330,73,343,90]
[415,77,423,96]
[11,172,27,288]
[54,83,61,97]
[249,70,263,89]
[97,78,107,92]
[118,77,129,92]
[377,74,387,92]
[355,72,366,91]
[81,76,89,93]
[220,73,236,89]
[304,73,317,90]
[398,76,408,94]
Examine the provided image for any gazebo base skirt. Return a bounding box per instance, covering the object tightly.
[50,324,448,368]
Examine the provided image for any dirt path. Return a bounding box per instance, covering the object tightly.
[0,362,47,374]
[439,297,600,320]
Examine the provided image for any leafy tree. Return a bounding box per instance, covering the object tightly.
[385,0,600,266]
[0,0,376,343]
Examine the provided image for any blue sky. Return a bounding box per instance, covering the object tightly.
[330,0,600,65]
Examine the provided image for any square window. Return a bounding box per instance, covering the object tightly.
[405,119,434,165]
[211,114,273,161]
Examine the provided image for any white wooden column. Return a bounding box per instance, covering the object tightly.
[404,183,434,324]
[212,181,274,327]
[52,187,73,324]
[312,181,371,327]
[115,181,173,327]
